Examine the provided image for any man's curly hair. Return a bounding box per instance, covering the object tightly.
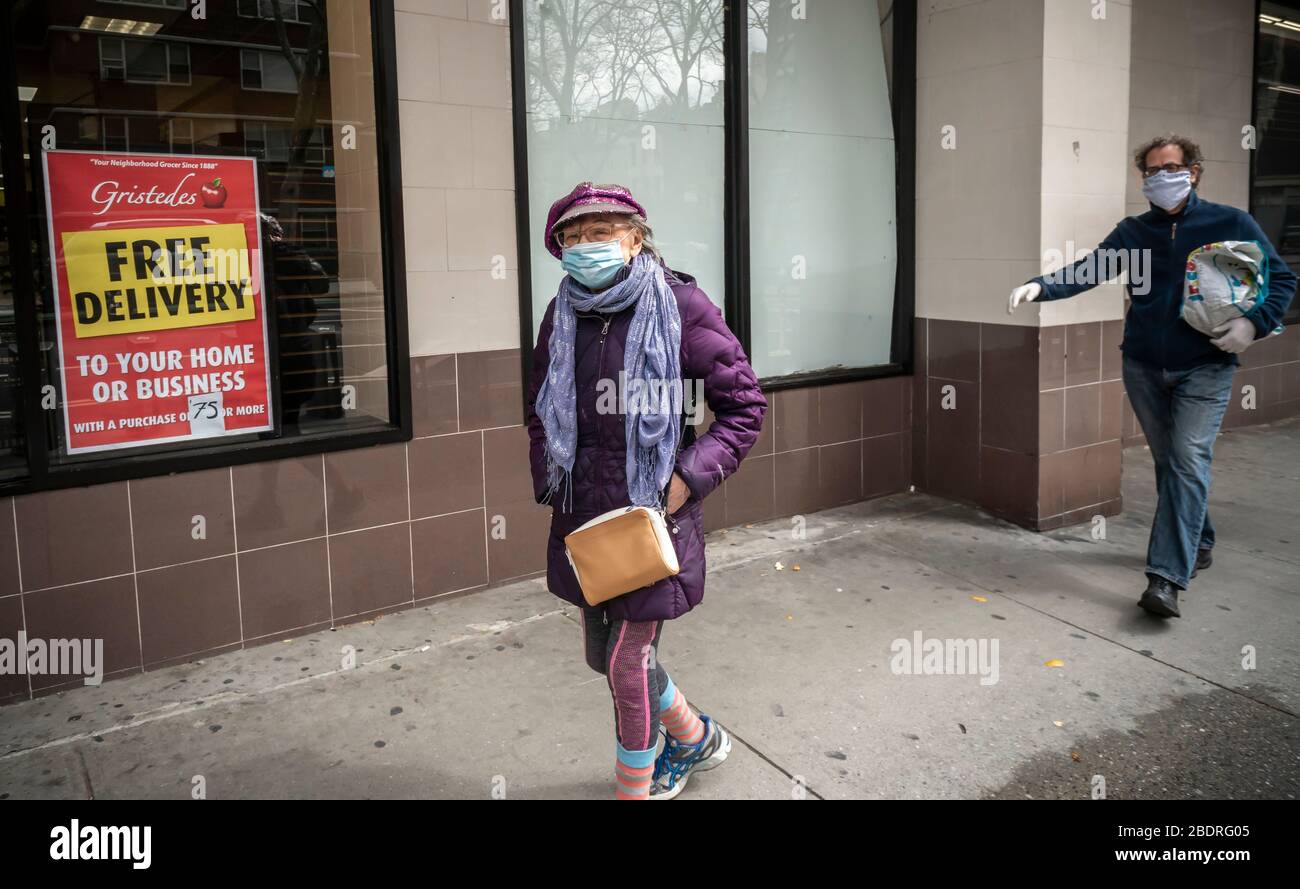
[1133,134,1204,180]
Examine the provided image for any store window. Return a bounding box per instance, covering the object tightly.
[1255,1,1300,323]
[0,0,408,489]
[520,0,727,336]
[747,0,896,378]
[516,0,911,382]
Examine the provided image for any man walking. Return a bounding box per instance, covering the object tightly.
[1008,135,1295,618]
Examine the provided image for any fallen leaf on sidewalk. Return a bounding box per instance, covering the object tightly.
[970,595,987,603]
[1053,720,1065,727]
[1045,659,1065,668]
[1071,751,1081,762]
[792,565,801,572]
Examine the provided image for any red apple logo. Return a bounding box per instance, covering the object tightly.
[200,178,227,208]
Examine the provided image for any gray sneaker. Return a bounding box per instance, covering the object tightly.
[649,714,731,800]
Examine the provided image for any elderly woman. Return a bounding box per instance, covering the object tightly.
[526,182,767,799]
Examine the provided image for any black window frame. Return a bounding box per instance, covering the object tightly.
[0,0,411,496]
[508,0,918,396]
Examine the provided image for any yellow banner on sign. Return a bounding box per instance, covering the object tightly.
[62,223,256,339]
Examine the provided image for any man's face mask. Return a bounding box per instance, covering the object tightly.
[1142,169,1193,211]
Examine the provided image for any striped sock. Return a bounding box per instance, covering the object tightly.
[615,742,656,800]
[658,676,705,745]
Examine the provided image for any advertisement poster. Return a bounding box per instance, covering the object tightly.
[42,149,274,454]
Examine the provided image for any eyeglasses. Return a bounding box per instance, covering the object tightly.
[554,221,631,249]
[1142,163,1190,178]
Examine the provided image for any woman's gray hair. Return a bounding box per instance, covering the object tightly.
[623,214,661,262]
[623,214,683,282]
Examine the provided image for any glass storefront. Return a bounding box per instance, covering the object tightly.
[747,0,897,378]
[0,0,407,487]
[521,0,727,332]
[519,0,908,381]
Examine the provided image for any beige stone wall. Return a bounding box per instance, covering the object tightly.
[394,0,516,358]
[1124,0,1255,218]
[915,0,1256,329]
[915,0,1046,326]
[1035,0,1132,328]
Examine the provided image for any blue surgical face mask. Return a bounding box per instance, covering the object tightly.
[561,237,629,289]
[1142,169,1193,211]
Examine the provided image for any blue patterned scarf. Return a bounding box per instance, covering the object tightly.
[536,252,683,511]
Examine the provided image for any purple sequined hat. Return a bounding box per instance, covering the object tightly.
[544,182,647,259]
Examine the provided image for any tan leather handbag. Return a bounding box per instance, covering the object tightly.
[563,505,680,606]
[562,404,692,606]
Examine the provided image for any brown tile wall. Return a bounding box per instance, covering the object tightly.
[0,348,545,706]
[1,346,911,705]
[702,375,912,533]
[1118,324,1300,447]
[1212,328,1300,434]
[914,317,1123,531]
[917,316,1300,531]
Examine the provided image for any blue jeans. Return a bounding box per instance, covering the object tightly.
[1122,355,1234,588]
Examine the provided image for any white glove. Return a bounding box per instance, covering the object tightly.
[1007,282,1042,314]
[1210,316,1256,354]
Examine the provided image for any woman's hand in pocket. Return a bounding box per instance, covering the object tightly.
[666,472,690,514]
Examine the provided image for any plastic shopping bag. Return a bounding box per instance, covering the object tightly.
[1182,240,1268,337]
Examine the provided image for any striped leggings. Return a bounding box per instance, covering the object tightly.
[579,606,672,752]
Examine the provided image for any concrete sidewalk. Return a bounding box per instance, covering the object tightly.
[2,420,1297,800]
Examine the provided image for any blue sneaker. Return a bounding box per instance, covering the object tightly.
[649,714,731,800]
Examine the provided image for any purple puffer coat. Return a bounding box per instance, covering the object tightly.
[526,270,767,621]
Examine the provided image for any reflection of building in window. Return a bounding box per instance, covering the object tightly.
[244,122,328,164]
[168,117,194,153]
[241,49,300,93]
[98,37,190,85]
[99,0,186,8]
[238,0,314,22]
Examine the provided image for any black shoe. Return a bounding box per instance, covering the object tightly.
[1138,575,1181,618]
[1190,548,1212,579]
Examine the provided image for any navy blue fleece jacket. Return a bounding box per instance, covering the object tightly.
[1029,190,1296,370]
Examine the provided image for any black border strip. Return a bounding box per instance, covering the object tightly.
[511,0,535,404]
[724,0,751,351]
[889,0,918,375]
[0,0,411,496]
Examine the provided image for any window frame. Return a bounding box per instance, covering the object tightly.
[97,0,187,9]
[99,36,192,87]
[508,0,917,395]
[240,48,302,94]
[237,0,313,23]
[0,0,411,495]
